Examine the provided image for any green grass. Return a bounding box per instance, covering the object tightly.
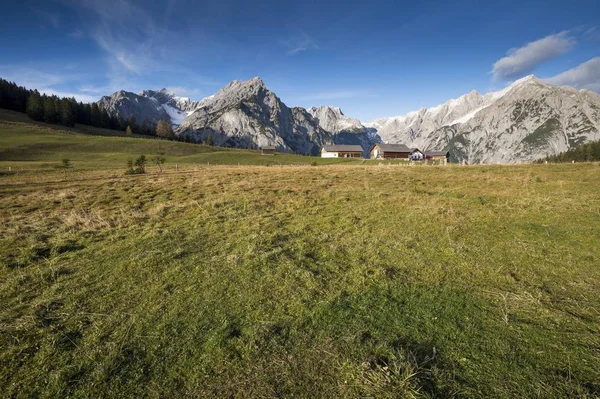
[1,113,600,397]
[0,109,363,171]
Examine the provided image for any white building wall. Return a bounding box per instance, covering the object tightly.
[321,151,338,158]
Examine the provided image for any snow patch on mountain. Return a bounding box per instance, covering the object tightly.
[160,104,187,126]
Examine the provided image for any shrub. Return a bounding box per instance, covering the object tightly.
[126,155,147,175]
[60,159,72,169]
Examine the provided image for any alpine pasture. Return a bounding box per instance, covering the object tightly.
[1,115,599,398]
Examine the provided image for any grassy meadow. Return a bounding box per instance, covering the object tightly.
[1,113,600,397]
[0,109,363,174]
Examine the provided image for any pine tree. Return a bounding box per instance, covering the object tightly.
[100,109,110,128]
[59,99,75,127]
[26,90,44,121]
[82,103,92,125]
[141,118,149,135]
[156,120,174,139]
[117,114,126,131]
[90,103,101,127]
[126,126,133,136]
[148,122,157,136]
[43,96,58,123]
[128,115,137,134]
[0,79,29,112]
[206,134,214,146]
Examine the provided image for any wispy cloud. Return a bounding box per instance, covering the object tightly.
[0,66,70,89]
[545,57,600,92]
[164,87,202,97]
[73,0,160,74]
[282,33,319,56]
[64,0,197,80]
[0,65,98,102]
[78,84,113,95]
[583,26,600,41]
[40,89,99,103]
[492,31,576,80]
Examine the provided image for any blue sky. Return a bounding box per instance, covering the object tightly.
[1,0,599,121]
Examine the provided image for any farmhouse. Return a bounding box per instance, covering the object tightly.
[410,149,424,161]
[261,146,276,155]
[321,145,363,158]
[370,143,417,159]
[424,151,449,161]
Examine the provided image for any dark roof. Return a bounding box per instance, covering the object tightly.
[262,146,276,150]
[322,145,363,152]
[373,143,413,153]
[424,151,449,156]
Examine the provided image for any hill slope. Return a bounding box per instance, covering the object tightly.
[0,109,361,169]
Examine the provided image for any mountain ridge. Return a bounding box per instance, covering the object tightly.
[96,75,600,162]
[175,77,335,155]
[363,75,600,163]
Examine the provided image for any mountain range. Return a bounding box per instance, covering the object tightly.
[97,76,600,163]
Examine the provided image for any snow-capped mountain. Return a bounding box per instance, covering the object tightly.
[97,75,600,162]
[366,75,600,163]
[138,89,203,126]
[364,85,513,148]
[176,77,333,154]
[98,88,205,127]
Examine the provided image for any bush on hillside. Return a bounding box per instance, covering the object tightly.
[125,155,148,175]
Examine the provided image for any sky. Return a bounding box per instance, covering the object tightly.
[1,0,599,121]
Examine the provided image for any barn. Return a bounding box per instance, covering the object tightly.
[321,145,363,158]
[261,146,276,155]
[424,151,449,161]
[370,143,417,160]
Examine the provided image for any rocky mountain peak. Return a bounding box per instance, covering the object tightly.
[307,105,366,134]
[508,74,546,90]
[309,105,344,116]
[109,90,135,99]
[98,89,170,124]
[175,77,333,155]
[248,76,265,86]
[221,77,266,91]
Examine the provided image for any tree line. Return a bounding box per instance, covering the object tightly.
[538,140,600,163]
[0,78,176,138]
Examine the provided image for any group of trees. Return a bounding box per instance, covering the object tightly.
[177,133,214,146]
[0,79,29,112]
[539,140,600,163]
